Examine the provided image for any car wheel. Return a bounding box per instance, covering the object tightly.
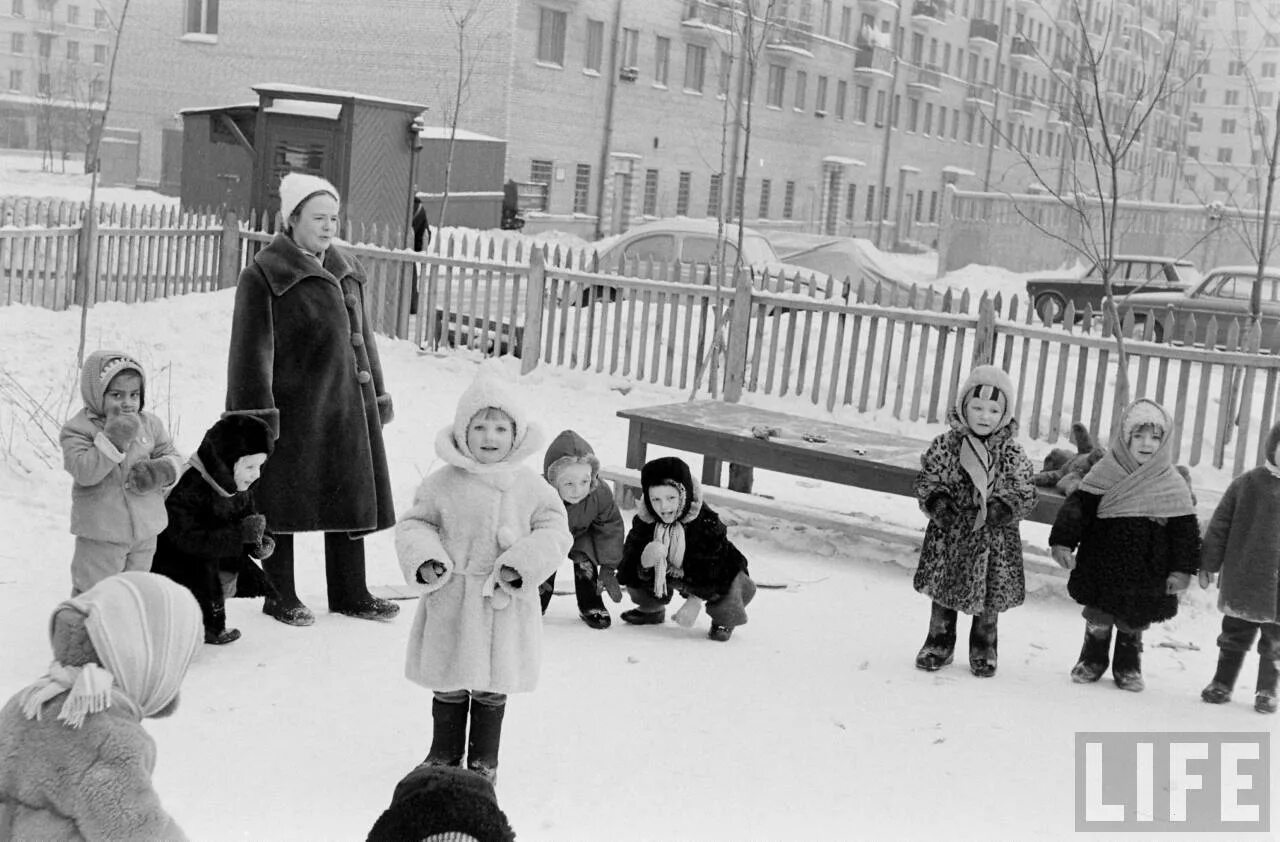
[1035,293,1065,325]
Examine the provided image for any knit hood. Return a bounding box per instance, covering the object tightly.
[278,171,340,223]
[192,415,275,495]
[637,456,704,524]
[367,765,514,842]
[543,429,601,485]
[79,349,146,416]
[435,366,544,475]
[950,364,1016,436]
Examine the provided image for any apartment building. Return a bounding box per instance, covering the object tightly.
[0,0,120,152]
[1184,0,1280,208]
[103,0,1200,242]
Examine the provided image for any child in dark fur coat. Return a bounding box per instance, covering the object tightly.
[152,415,278,645]
[616,456,756,642]
[539,430,626,629]
[1197,420,1280,715]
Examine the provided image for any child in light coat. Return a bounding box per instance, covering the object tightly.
[1198,420,1280,715]
[152,414,278,645]
[0,572,202,840]
[539,429,625,629]
[395,369,571,783]
[913,365,1037,677]
[1050,399,1201,692]
[59,350,183,595]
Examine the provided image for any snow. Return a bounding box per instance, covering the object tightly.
[0,150,176,207]
[0,289,1275,842]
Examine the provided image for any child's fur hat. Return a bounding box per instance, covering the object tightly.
[80,349,146,415]
[195,415,275,495]
[639,456,702,523]
[438,362,544,466]
[367,765,514,842]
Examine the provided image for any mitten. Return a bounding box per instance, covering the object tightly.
[597,566,623,603]
[240,514,267,546]
[103,413,141,451]
[1198,570,1216,589]
[127,458,177,493]
[1166,571,1191,594]
[1050,545,1076,570]
[498,565,523,589]
[673,595,704,628]
[251,533,275,561]
[640,542,666,569]
[925,493,959,526]
[985,499,1013,527]
[417,560,447,586]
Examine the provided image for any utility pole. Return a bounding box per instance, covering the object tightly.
[592,0,624,241]
[982,0,1009,191]
[872,0,905,248]
[724,9,749,228]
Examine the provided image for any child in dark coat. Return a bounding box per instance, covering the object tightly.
[540,430,626,629]
[1198,420,1280,715]
[1050,398,1201,692]
[913,365,1037,677]
[152,415,278,645]
[616,456,756,642]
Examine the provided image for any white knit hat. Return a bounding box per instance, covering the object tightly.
[1121,398,1169,441]
[278,172,340,222]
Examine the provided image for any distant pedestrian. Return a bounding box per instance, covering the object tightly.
[1050,399,1201,692]
[913,364,1037,677]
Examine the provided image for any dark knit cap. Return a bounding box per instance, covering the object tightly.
[640,456,695,521]
[367,765,514,842]
[196,415,275,495]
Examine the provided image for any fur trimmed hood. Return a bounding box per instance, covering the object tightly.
[636,456,704,525]
[543,429,601,485]
[436,367,544,476]
[79,349,146,416]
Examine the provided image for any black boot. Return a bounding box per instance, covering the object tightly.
[204,605,241,645]
[1257,659,1279,714]
[1201,649,1247,704]
[467,699,506,784]
[1071,622,1113,684]
[915,602,958,672]
[1113,629,1145,692]
[325,534,398,621]
[969,612,998,677]
[423,696,469,767]
[539,571,556,614]
[262,534,316,627]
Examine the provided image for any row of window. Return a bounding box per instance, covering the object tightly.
[1185,145,1271,165]
[6,67,102,96]
[9,33,107,62]
[8,0,108,28]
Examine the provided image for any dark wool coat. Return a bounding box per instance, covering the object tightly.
[617,505,748,599]
[225,233,394,534]
[1050,491,1201,625]
[542,430,625,569]
[913,420,1037,615]
[1200,466,1280,624]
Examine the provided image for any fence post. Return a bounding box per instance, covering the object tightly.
[520,248,546,375]
[217,210,239,289]
[935,184,953,279]
[75,209,98,308]
[721,266,753,403]
[970,294,996,366]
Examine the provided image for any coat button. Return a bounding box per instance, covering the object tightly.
[351,334,365,348]
[344,294,359,309]
[357,370,372,384]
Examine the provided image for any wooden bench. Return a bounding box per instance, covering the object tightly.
[616,400,1066,525]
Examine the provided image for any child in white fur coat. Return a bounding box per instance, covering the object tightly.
[395,368,571,784]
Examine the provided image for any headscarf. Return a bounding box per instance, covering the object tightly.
[1077,399,1196,519]
[19,572,202,728]
[952,365,1016,530]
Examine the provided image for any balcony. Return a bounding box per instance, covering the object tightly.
[35,17,66,36]
[968,19,999,48]
[858,0,899,10]
[853,45,894,77]
[1009,36,1037,66]
[1049,104,1072,125]
[964,82,995,106]
[910,0,945,26]
[766,16,815,56]
[905,63,942,93]
[1008,94,1035,116]
[681,0,736,33]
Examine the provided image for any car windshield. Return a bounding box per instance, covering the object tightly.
[679,232,779,266]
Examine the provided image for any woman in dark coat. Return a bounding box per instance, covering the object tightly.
[225,172,399,626]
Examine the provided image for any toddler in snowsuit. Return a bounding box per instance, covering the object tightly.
[59,350,184,595]
[616,456,757,642]
[539,429,626,629]
[1050,398,1200,692]
[0,571,202,840]
[395,368,571,783]
[152,414,278,645]
[913,364,1037,677]
[1197,420,1280,715]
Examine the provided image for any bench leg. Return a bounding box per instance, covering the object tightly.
[728,463,754,494]
[622,425,647,509]
[702,456,722,487]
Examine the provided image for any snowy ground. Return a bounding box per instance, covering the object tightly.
[0,290,1275,842]
[0,150,175,208]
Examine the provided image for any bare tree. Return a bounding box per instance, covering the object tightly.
[434,0,499,231]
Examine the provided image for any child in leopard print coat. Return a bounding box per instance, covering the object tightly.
[912,365,1037,678]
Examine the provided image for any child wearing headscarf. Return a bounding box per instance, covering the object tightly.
[616,456,757,642]
[59,350,184,595]
[152,414,278,645]
[1197,420,1280,715]
[913,365,1037,677]
[395,367,571,784]
[0,572,202,840]
[1050,398,1201,692]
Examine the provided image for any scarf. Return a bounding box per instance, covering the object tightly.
[650,520,688,598]
[1078,401,1195,519]
[19,661,139,728]
[188,453,235,498]
[951,366,1016,531]
[958,434,996,530]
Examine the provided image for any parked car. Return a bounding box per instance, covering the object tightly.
[1118,264,1280,346]
[1025,254,1200,324]
[776,238,934,308]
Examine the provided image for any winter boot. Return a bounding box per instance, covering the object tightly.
[205,627,241,645]
[423,696,470,767]
[1112,629,1145,692]
[467,699,506,784]
[708,624,733,642]
[969,612,999,678]
[915,602,958,672]
[1200,649,1247,704]
[621,607,666,625]
[261,535,315,627]
[326,534,399,621]
[1070,622,1113,684]
[539,571,556,614]
[1257,659,1279,714]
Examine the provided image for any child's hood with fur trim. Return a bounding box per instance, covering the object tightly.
[543,429,601,483]
[80,349,146,416]
[436,367,544,471]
